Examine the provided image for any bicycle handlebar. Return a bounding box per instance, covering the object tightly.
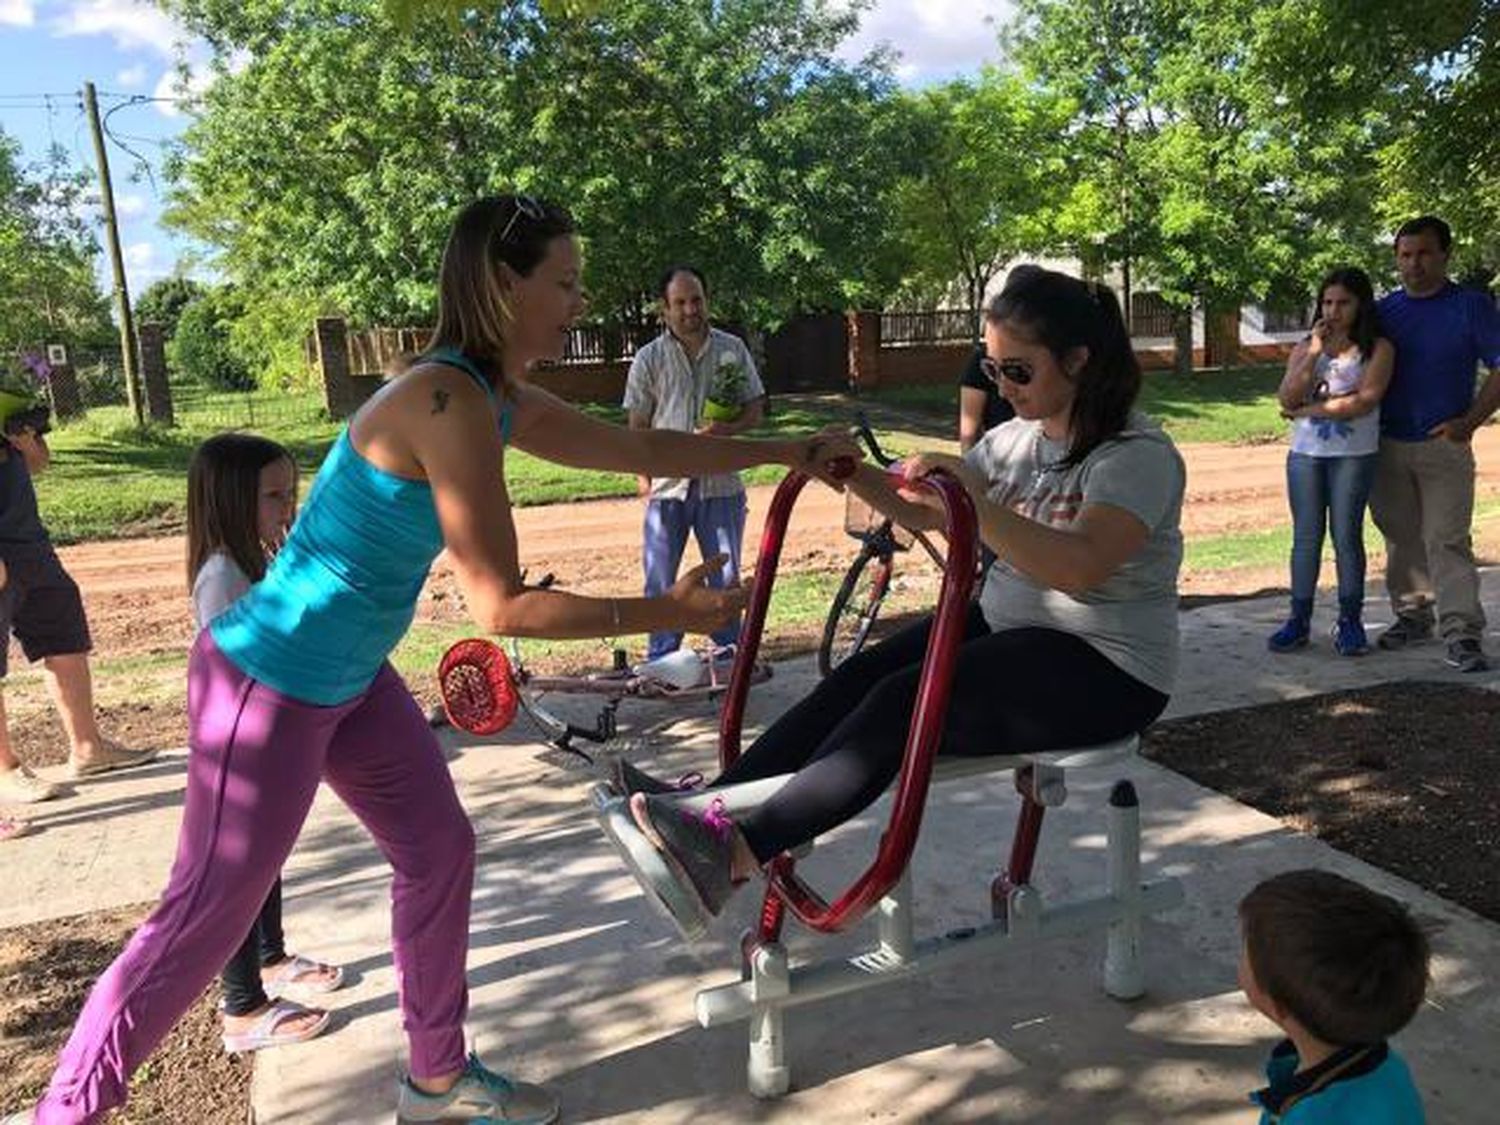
[853,410,897,469]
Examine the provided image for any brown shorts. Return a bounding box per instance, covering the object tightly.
[0,550,92,678]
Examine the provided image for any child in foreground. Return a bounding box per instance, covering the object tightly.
[1239,869,1428,1123]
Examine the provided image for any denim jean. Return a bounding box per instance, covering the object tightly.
[1286,451,1378,610]
[642,484,747,660]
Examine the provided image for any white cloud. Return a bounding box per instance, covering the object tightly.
[115,192,148,218]
[124,241,154,269]
[151,58,215,116]
[0,0,36,29]
[50,0,189,58]
[838,0,1015,83]
[116,63,148,88]
[123,241,172,289]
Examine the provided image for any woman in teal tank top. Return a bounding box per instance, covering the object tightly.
[31,196,859,1125]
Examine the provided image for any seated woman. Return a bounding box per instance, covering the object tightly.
[608,266,1186,936]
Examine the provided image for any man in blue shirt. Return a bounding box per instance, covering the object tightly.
[1371,216,1500,671]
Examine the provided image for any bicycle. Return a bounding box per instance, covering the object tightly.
[436,570,770,764]
[816,416,948,677]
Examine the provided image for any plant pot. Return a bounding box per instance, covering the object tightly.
[701,398,741,423]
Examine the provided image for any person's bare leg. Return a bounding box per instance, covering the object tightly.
[0,688,19,772]
[43,653,105,762]
[45,653,156,776]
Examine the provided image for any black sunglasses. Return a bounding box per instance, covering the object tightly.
[498,194,544,243]
[978,356,1034,387]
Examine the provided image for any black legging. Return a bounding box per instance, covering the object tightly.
[720,605,1169,862]
[220,881,287,1016]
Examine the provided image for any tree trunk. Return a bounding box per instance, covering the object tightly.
[967,272,984,343]
[1172,305,1194,376]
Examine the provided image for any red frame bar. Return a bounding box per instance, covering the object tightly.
[717,467,979,935]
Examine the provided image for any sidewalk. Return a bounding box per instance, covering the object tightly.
[6,582,1500,1122]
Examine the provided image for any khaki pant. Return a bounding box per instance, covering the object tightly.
[1369,436,1485,640]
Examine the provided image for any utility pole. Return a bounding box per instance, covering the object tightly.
[83,81,144,426]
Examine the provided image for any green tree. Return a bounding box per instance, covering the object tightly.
[168,285,254,390]
[1011,0,1395,372]
[0,129,112,353]
[1252,0,1498,269]
[134,276,206,339]
[891,71,1073,335]
[163,0,908,340]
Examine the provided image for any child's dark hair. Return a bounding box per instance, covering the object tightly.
[985,266,1142,466]
[1317,266,1383,360]
[187,432,295,590]
[1240,869,1429,1045]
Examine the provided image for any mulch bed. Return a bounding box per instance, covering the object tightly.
[0,905,251,1123]
[1142,680,1500,922]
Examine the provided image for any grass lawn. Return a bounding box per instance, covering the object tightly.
[33,367,1287,544]
[1185,494,1500,573]
[33,388,842,543]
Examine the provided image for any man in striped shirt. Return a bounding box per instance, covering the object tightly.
[624,266,765,661]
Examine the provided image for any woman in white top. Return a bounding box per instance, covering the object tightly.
[1271,267,1394,656]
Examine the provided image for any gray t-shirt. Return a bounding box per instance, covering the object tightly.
[962,411,1184,694]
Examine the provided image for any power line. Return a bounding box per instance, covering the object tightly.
[97,91,203,104]
[101,98,161,190]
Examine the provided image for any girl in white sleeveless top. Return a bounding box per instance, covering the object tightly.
[1270,267,1394,655]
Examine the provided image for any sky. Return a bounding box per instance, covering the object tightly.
[0,0,1012,296]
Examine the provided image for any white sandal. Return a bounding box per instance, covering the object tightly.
[221,997,330,1054]
[262,953,344,998]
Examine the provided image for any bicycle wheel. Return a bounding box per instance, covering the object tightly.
[818,545,893,677]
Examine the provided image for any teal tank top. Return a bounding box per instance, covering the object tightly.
[210,350,510,704]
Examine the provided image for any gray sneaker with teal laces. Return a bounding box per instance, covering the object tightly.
[397,1052,559,1123]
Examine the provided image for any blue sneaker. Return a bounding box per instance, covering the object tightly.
[1267,616,1311,652]
[1332,617,1369,657]
[397,1052,559,1123]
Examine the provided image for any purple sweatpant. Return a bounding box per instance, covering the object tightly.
[35,631,476,1123]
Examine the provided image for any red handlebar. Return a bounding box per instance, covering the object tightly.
[718,468,979,933]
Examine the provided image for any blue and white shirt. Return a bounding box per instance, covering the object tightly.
[623,327,764,502]
[1289,350,1380,457]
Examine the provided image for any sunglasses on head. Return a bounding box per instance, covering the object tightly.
[978,356,1034,387]
[498,194,544,243]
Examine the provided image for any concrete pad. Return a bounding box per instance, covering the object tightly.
[6,583,1500,1121]
[1171,568,1500,719]
[0,752,188,928]
[250,648,1500,1123]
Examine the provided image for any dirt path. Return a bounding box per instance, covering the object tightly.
[44,429,1500,662]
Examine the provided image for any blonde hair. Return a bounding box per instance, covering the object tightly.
[428,195,575,395]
